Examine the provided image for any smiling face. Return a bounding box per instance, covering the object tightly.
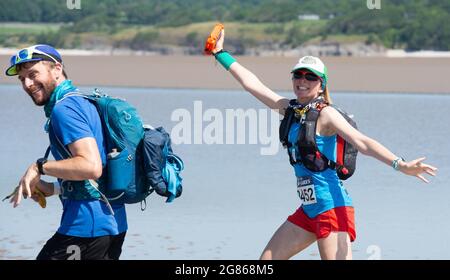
[291,69,323,104]
[17,61,63,106]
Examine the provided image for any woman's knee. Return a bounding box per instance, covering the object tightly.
[260,221,316,260]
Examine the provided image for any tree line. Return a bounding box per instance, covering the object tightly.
[1,0,449,51]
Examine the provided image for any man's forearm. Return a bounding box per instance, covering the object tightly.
[41,156,102,181]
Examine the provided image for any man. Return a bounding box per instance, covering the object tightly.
[5,44,127,260]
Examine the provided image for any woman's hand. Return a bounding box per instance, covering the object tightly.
[213,30,224,54]
[398,157,438,183]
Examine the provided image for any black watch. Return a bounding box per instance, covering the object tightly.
[36,158,48,175]
[213,49,225,57]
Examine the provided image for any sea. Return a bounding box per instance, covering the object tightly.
[0,85,449,260]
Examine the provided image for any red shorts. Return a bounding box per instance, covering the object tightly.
[287,206,356,242]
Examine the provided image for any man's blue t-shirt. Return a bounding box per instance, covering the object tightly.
[49,95,127,237]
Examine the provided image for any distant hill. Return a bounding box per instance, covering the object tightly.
[0,0,449,52]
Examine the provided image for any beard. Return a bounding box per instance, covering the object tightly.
[27,79,57,106]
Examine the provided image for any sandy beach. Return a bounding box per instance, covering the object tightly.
[1,55,449,94]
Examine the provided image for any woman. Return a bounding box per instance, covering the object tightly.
[209,29,437,260]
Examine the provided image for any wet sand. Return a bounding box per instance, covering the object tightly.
[1,55,449,94]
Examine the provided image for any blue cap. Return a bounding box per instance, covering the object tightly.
[5,44,63,76]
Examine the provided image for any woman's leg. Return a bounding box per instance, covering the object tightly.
[260,220,316,260]
[317,232,352,260]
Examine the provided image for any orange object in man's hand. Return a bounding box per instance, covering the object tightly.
[204,23,224,55]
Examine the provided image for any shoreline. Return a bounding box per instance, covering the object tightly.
[2,47,450,58]
[1,55,449,94]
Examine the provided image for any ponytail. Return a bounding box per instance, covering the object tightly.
[321,86,332,105]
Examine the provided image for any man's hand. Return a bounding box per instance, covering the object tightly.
[30,180,55,208]
[34,180,55,197]
[10,163,41,207]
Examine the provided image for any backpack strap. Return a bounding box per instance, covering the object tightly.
[43,146,51,160]
[280,98,341,170]
[300,103,350,175]
[297,106,320,150]
[279,99,298,148]
[47,96,115,215]
[279,99,302,165]
[281,99,357,179]
[329,104,358,179]
[293,100,339,170]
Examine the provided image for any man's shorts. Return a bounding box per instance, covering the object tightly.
[36,232,126,260]
[287,206,356,242]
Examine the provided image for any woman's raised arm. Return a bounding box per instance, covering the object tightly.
[213,29,289,114]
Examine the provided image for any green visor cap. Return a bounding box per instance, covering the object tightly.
[291,56,328,88]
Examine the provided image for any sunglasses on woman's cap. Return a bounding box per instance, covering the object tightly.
[292,70,321,82]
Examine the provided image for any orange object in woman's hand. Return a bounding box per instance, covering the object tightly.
[204,23,224,55]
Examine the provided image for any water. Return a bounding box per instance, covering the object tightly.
[0,84,449,260]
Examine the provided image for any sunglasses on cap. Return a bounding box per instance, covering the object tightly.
[292,71,321,82]
[13,46,60,65]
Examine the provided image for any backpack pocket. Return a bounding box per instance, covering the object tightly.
[142,127,184,202]
[106,148,134,193]
[162,154,184,202]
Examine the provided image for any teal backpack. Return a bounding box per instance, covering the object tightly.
[49,89,184,212]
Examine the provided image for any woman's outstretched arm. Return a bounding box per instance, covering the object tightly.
[320,106,438,183]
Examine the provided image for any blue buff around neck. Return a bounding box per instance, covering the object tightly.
[44,80,78,118]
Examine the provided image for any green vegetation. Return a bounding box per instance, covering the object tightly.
[0,23,61,47]
[0,0,449,52]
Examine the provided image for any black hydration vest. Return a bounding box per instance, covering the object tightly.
[279,99,358,180]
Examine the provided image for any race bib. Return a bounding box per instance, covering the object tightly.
[297,176,317,205]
